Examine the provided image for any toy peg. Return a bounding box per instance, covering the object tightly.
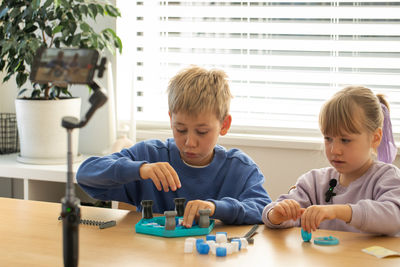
[141,200,153,219]
[164,210,177,230]
[174,198,186,217]
[198,209,211,228]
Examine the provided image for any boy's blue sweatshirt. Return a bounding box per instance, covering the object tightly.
[77,138,271,224]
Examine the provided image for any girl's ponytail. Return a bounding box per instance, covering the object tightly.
[377,94,397,163]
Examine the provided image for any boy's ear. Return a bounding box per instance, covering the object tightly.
[372,127,383,149]
[220,114,232,136]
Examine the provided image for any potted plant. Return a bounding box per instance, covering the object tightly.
[0,0,122,164]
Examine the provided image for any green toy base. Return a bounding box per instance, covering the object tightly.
[135,216,214,238]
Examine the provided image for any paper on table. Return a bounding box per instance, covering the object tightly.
[362,246,400,259]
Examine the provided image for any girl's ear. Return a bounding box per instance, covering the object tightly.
[371,127,383,149]
[220,114,232,136]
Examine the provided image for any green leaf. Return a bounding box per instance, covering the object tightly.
[54,0,61,9]
[24,25,38,33]
[79,5,88,17]
[31,0,41,10]
[2,41,13,55]
[44,26,52,36]
[89,34,98,48]
[105,5,121,17]
[115,37,123,54]
[80,22,90,33]
[10,7,21,19]
[43,0,53,9]
[66,11,74,21]
[71,33,81,46]
[31,89,41,98]
[60,0,69,8]
[62,88,72,97]
[68,22,77,35]
[103,28,117,39]
[3,73,12,83]
[52,25,63,34]
[0,60,5,71]
[16,72,28,87]
[18,88,28,97]
[62,28,69,38]
[54,38,61,48]
[0,7,9,19]
[72,5,81,20]
[96,5,104,16]
[65,36,73,46]
[88,4,97,18]
[8,58,19,72]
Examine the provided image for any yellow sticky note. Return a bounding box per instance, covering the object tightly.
[362,246,400,259]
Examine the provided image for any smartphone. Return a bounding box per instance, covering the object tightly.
[30,48,99,84]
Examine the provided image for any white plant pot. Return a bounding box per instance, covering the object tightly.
[15,98,82,164]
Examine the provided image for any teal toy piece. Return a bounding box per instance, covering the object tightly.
[301,228,312,242]
[313,236,339,246]
[135,216,215,238]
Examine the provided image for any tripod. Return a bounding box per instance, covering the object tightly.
[59,64,108,267]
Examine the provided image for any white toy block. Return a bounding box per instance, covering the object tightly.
[186,237,196,245]
[240,238,248,249]
[184,240,194,253]
[216,233,227,243]
[206,240,216,254]
[231,241,239,253]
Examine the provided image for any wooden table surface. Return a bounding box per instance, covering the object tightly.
[0,197,399,267]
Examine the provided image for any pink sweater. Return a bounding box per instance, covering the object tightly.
[262,161,400,236]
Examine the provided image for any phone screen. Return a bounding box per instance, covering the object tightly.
[30,48,99,84]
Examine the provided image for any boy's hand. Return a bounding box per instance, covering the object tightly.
[301,204,352,233]
[182,200,215,228]
[139,162,181,192]
[268,199,304,225]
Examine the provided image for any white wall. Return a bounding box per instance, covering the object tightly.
[0,72,18,113]
[231,144,329,200]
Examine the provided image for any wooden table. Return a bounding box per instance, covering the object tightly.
[0,197,399,267]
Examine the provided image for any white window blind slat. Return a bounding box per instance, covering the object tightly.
[116,1,400,135]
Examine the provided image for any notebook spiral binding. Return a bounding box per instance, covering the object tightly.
[58,216,116,229]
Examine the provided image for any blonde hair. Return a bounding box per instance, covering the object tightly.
[167,66,232,122]
[319,86,388,136]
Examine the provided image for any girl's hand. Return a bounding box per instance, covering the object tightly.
[182,200,215,228]
[268,199,304,225]
[301,205,336,232]
[139,162,181,192]
[301,204,352,232]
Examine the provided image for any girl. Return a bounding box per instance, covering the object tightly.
[262,86,400,236]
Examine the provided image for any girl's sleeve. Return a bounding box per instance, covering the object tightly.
[349,167,400,236]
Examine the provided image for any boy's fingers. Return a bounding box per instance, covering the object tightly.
[164,165,180,191]
[154,168,169,192]
[150,176,162,191]
[167,165,181,188]
[183,204,197,228]
[160,167,176,191]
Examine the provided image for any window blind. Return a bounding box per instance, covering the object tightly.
[116,0,400,136]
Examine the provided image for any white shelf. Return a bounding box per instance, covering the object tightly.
[0,153,89,183]
[0,153,91,200]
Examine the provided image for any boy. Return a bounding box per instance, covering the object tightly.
[76,66,271,227]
